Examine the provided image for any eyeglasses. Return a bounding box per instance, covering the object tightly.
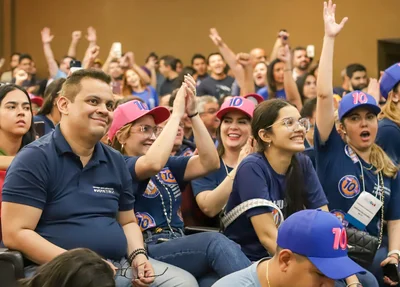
[130,125,163,137]
[114,260,168,280]
[200,109,218,115]
[266,117,310,132]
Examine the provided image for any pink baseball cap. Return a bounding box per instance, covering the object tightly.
[243,93,264,104]
[108,100,171,141]
[216,96,256,120]
[29,94,43,107]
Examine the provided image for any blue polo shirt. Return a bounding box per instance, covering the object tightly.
[376,118,400,165]
[125,156,190,231]
[191,157,233,198]
[314,125,400,236]
[224,152,327,261]
[2,125,135,260]
[34,114,55,135]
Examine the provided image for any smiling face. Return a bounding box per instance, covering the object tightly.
[208,54,226,76]
[0,89,32,137]
[125,69,142,89]
[341,107,378,152]
[220,111,251,151]
[253,62,268,87]
[123,115,157,156]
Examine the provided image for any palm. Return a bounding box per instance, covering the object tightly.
[323,0,348,37]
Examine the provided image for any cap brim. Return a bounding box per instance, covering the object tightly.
[216,107,252,120]
[308,256,366,280]
[340,103,381,120]
[146,106,171,124]
[244,94,264,104]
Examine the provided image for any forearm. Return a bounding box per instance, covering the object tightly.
[317,36,335,100]
[67,40,79,58]
[261,235,278,255]
[190,115,219,168]
[133,63,151,85]
[42,43,58,78]
[198,171,236,217]
[388,220,400,252]
[241,67,255,96]
[150,68,157,89]
[122,222,146,255]
[283,62,302,110]
[102,55,113,74]
[270,39,281,62]
[5,229,66,265]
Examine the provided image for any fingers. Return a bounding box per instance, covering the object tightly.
[339,17,349,27]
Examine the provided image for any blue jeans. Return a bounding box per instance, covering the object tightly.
[146,230,251,285]
[25,257,198,287]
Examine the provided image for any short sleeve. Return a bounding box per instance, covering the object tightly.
[118,156,136,211]
[166,156,191,188]
[299,154,329,208]
[191,173,219,197]
[314,125,344,152]
[234,161,273,218]
[386,173,400,220]
[2,147,49,209]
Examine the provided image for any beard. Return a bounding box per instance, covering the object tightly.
[352,83,367,91]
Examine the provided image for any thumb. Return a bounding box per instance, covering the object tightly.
[339,17,349,28]
[136,262,145,278]
[381,257,392,267]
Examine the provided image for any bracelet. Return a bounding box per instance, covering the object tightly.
[346,283,362,287]
[188,112,198,118]
[127,248,148,265]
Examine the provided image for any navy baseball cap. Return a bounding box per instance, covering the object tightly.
[338,91,381,121]
[380,63,400,99]
[277,209,365,280]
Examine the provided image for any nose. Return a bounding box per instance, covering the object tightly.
[150,132,156,140]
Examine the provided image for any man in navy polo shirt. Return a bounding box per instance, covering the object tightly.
[0,69,176,286]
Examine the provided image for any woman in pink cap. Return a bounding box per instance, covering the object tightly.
[109,75,251,285]
[191,96,256,226]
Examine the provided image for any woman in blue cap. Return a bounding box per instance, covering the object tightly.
[315,1,400,286]
[376,63,400,165]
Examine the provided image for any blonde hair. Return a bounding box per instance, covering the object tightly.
[378,91,400,127]
[110,123,133,155]
[369,143,398,178]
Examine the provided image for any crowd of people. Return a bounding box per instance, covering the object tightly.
[0,1,400,287]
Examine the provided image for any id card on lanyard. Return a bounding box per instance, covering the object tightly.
[343,145,382,230]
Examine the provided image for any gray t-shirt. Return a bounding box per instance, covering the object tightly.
[212,259,268,287]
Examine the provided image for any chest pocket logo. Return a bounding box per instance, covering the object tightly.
[330,209,349,227]
[143,180,160,199]
[136,212,156,232]
[338,175,361,198]
[159,169,177,185]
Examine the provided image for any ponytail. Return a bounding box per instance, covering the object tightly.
[370,143,399,178]
[284,155,307,217]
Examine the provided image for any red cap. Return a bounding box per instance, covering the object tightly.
[29,94,43,107]
[243,93,264,104]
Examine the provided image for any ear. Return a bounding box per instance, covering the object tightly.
[258,129,271,145]
[392,92,400,104]
[277,249,294,273]
[116,130,128,145]
[57,96,70,116]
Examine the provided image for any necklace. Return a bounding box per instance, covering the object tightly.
[154,173,176,236]
[266,260,271,287]
[221,158,230,176]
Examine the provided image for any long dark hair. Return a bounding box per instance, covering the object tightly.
[266,59,282,99]
[37,78,66,116]
[0,84,35,149]
[19,248,115,287]
[252,99,307,217]
[296,72,315,103]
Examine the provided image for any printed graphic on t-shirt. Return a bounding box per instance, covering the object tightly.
[136,212,156,231]
[330,209,349,227]
[143,180,160,198]
[216,84,232,99]
[338,175,361,198]
[159,168,181,200]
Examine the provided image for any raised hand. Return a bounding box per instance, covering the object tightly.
[236,53,251,69]
[41,27,54,44]
[88,46,100,62]
[15,69,28,84]
[183,74,197,116]
[237,137,256,166]
[72,31,82,42]
[277,30,290,46]
[86,26,97,42]
[323,0,348,38]
[209,28,224,47]
[277,45,291,63]
[172,83,188,119]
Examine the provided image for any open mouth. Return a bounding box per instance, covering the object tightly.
[360,131,370,141]
[228,133,241,140]
[290,135,304,143]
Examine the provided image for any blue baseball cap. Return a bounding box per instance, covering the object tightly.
[338,91,381,120]
[277,209,365,280]
[380,63,400,99]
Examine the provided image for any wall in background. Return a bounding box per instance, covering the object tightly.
[2,0,399,85]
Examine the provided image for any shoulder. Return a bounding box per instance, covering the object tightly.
[239,153,267,170]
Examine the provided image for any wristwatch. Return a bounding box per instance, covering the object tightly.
[388,250,400,261]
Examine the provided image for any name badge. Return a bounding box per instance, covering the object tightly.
[344,192,382,230]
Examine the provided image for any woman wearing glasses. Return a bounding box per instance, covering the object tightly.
[223,98,328,262]
[315,2,398,286]
[0,84,35,241]
[109,75,251,286]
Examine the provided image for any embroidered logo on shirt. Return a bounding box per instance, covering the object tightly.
[344,145,359,164]
[143,180,160,198]
[330,209,349,227]
[159,168,181,199]
[272,209,283,227]
[93,186,115,194]
[136,212,156,231]
[338,175,361,198]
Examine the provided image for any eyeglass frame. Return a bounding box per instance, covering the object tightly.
[265,117,311,133]
[115,263,168,280]
[130,125,164,137]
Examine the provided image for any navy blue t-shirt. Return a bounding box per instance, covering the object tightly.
[2,126,135,260]
[376,118,400,165]
[34,114,55,135]
[224,152,328,261]
[256,87,286,100]
[191,157,233,197]
[314,125,400,236]
[125,156,190,231]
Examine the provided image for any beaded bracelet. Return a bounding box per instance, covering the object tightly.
[128,248,148,265]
